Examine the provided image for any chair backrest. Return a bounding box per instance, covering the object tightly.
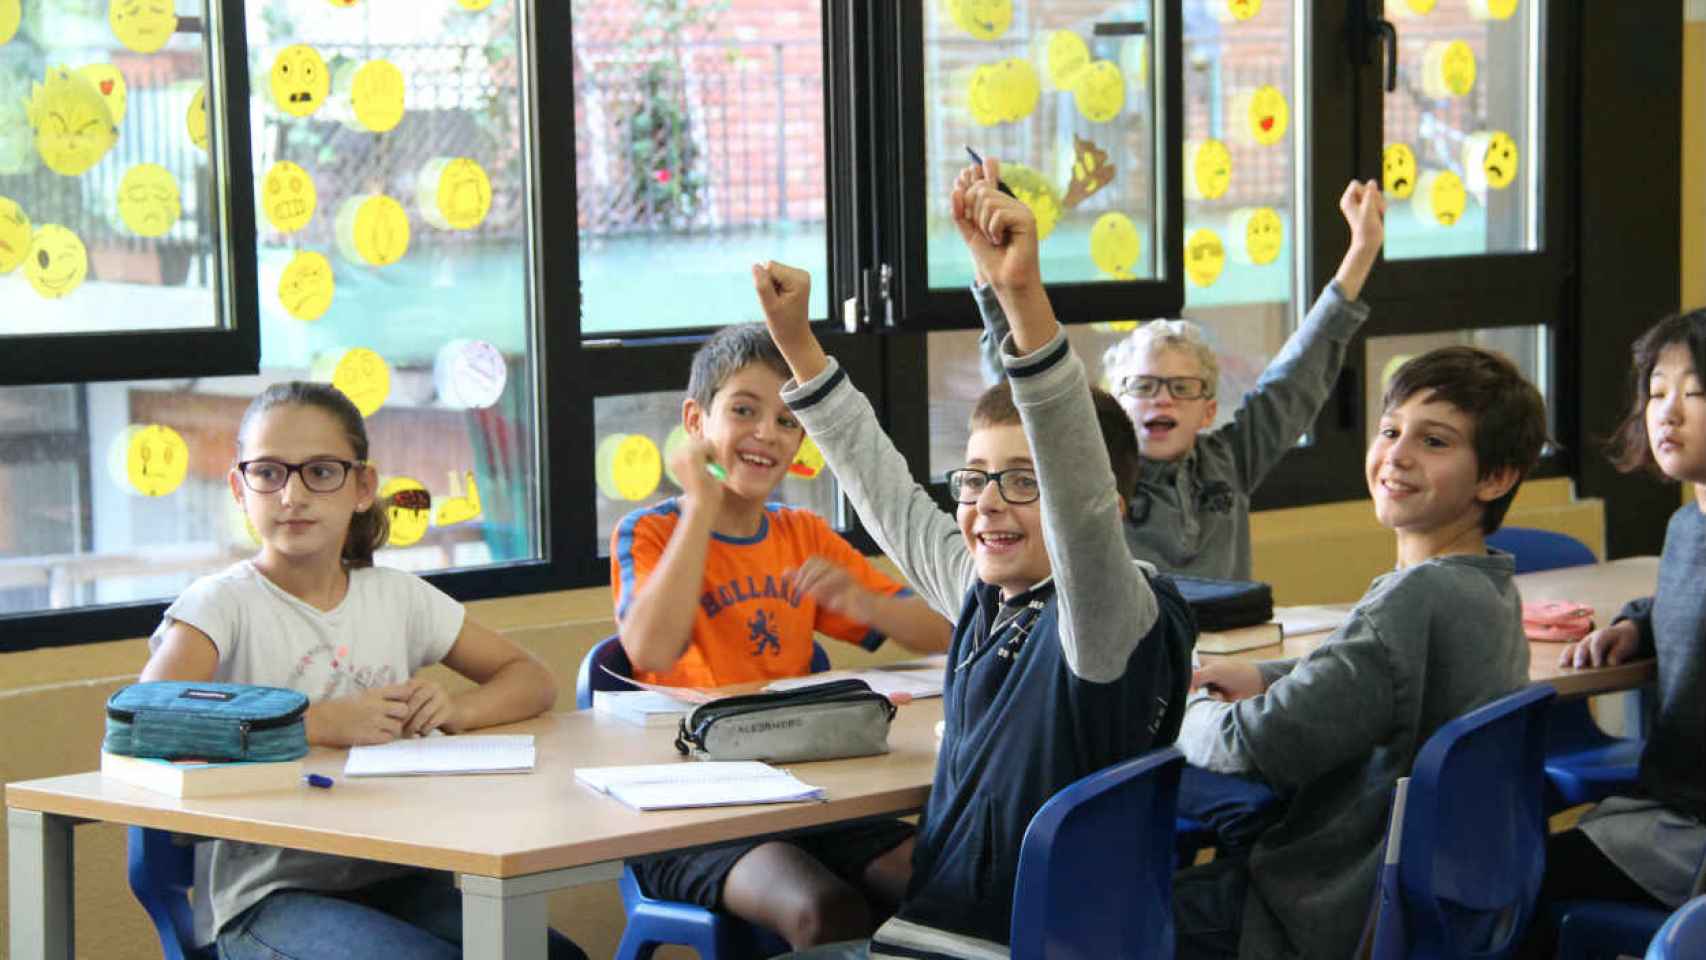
[127,826,211,960]
[1484,527,1596,574]
[575,635,833,710]
[1646,895,1706,960]
[1009,746,1185,960]
[1376,684,1557,959]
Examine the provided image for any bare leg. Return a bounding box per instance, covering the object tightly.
[856,836,914,920]
[720,842,873,950]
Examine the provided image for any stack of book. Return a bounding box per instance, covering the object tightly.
[593,690,693,728]
[101,751,304,798]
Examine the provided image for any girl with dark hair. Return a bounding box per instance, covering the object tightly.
[139,381,582,960]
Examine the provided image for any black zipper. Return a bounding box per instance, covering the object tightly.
[680,679,894,746]
[106,700,308,729]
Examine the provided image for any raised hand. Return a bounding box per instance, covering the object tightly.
[951,156,1040,294]
[1332,179,1385,301]
[751,260,830,383]
[1190,660,1266,702]
[1558,619,1640,669]
[669,437,726,509]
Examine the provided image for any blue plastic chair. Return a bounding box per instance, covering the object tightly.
[1482,526,1643,813]
[1010,746,1185,960]
[127,826,215,960]
[577,634,829,960]
[1552,849,1706,959]
[1485,526,1597,574]
[1366,683,1556,959]
[1647,895,1706,960]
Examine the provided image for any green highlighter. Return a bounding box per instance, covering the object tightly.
[705,462,727,481]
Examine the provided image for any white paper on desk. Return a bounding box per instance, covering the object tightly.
[575,760,824,811]
[1272,605,1349,637]
[343,734,536,777]
[598,665,718,704]
[765,668,944,700]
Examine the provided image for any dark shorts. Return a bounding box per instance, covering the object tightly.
[631,818,915,910]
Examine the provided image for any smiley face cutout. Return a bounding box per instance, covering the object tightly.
[331,347,391,417]
[261,161,317,233]
[1187,138,1232,200]
[270,45,331,118]
[0,195,29,274]
[109,0,179,54]
[336,194,411,267]
[1042,30,1089,91]
[1090,212,1141,280]
[1071,60,1125,123]
[279,251,335,322]
[27,67,117,176]
[1184,228,1226,288]
[1464,130,1518,191]
[1422,40,1476,99]
[186,84,209,151]
[1469,0,1518,20]
[123,424,189,497]
[1383,143,1418,199]
[944,0,1012,40]
[419,157,492,231]
[1241,85,1289,146]
[117,163,181,237]
[24,224,88,299]
[967,58,1040,126]
[1413,169,1467,227]
[344,59,405,133]
[1232,206,1284,266]
[380,476,431,546]
[455,0,494,9]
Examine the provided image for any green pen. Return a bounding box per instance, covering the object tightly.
[705,462,727,481]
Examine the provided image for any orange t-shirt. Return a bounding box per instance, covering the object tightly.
[610,499,907,688]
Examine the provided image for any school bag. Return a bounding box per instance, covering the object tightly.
[1169,575,1274,632]
[104,681,310,762]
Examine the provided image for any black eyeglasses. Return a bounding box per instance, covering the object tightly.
[945,467,1040,505]
[1115,374,1212,401]
[237,458,364,494]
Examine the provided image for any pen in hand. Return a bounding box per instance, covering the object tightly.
[964,146,1017,199]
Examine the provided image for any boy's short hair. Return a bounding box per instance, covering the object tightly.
[1381,346,1548,534]
[969,382,1141,499]
[687,323,793,408]
[1607,308,1706,477]
[1103,319,1221,399]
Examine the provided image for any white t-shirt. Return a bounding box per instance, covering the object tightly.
[148,560,465,942]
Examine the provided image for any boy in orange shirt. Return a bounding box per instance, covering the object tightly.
[609,323,951,948]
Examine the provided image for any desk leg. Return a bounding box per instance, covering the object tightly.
[459,863,622,960]
[8,809,74,960]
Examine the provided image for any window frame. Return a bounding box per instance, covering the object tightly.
[0,0,262,389]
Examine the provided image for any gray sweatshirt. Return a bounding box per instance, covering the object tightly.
[976,282,1370,580]
[1579,502,1706,908]
[1176,551,1529,960]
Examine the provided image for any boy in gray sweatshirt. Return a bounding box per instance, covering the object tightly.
[1175,346,1550,960]
[970,164,1385,581]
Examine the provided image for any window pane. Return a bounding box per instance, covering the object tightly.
[1364,326,1551,438]
[922,0,1161,288]
[0,0,543,619]
[926,0,1299,477]
[1381,0,1542,260]
[0,1,227,335]
[593,392,840,557]
[573,1,829,335]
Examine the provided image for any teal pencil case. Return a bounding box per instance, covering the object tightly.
[104,681,310,762]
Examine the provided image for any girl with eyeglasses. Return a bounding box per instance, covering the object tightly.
[139,381,584,960]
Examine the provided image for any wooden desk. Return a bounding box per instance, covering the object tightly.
[1228,557,1661,699]
[6,700,943,960]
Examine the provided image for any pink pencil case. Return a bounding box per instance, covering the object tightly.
[1522,601,1595,642]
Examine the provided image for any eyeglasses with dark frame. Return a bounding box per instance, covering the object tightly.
[945,467,1041,505]
[1115,374,1213,401]
[236,458,366,494]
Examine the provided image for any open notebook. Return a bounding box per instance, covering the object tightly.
[575,761,825,811]
[766,667,944,700]
[343,735,536,777]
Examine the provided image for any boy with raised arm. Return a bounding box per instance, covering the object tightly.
[968,163,1385,581]
[754,161,1195,958]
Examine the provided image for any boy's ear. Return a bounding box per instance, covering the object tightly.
[1474,464,1522,505]
[1202,396,1220,426]
[682,396,705,439]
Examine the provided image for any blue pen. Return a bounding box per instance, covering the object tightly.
[303,773,334,789]
[964,146,1017,198]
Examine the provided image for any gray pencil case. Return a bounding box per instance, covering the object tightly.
[674,679,896,763]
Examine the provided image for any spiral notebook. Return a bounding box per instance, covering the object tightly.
[574,761,825,811]
[343,735,536,777]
